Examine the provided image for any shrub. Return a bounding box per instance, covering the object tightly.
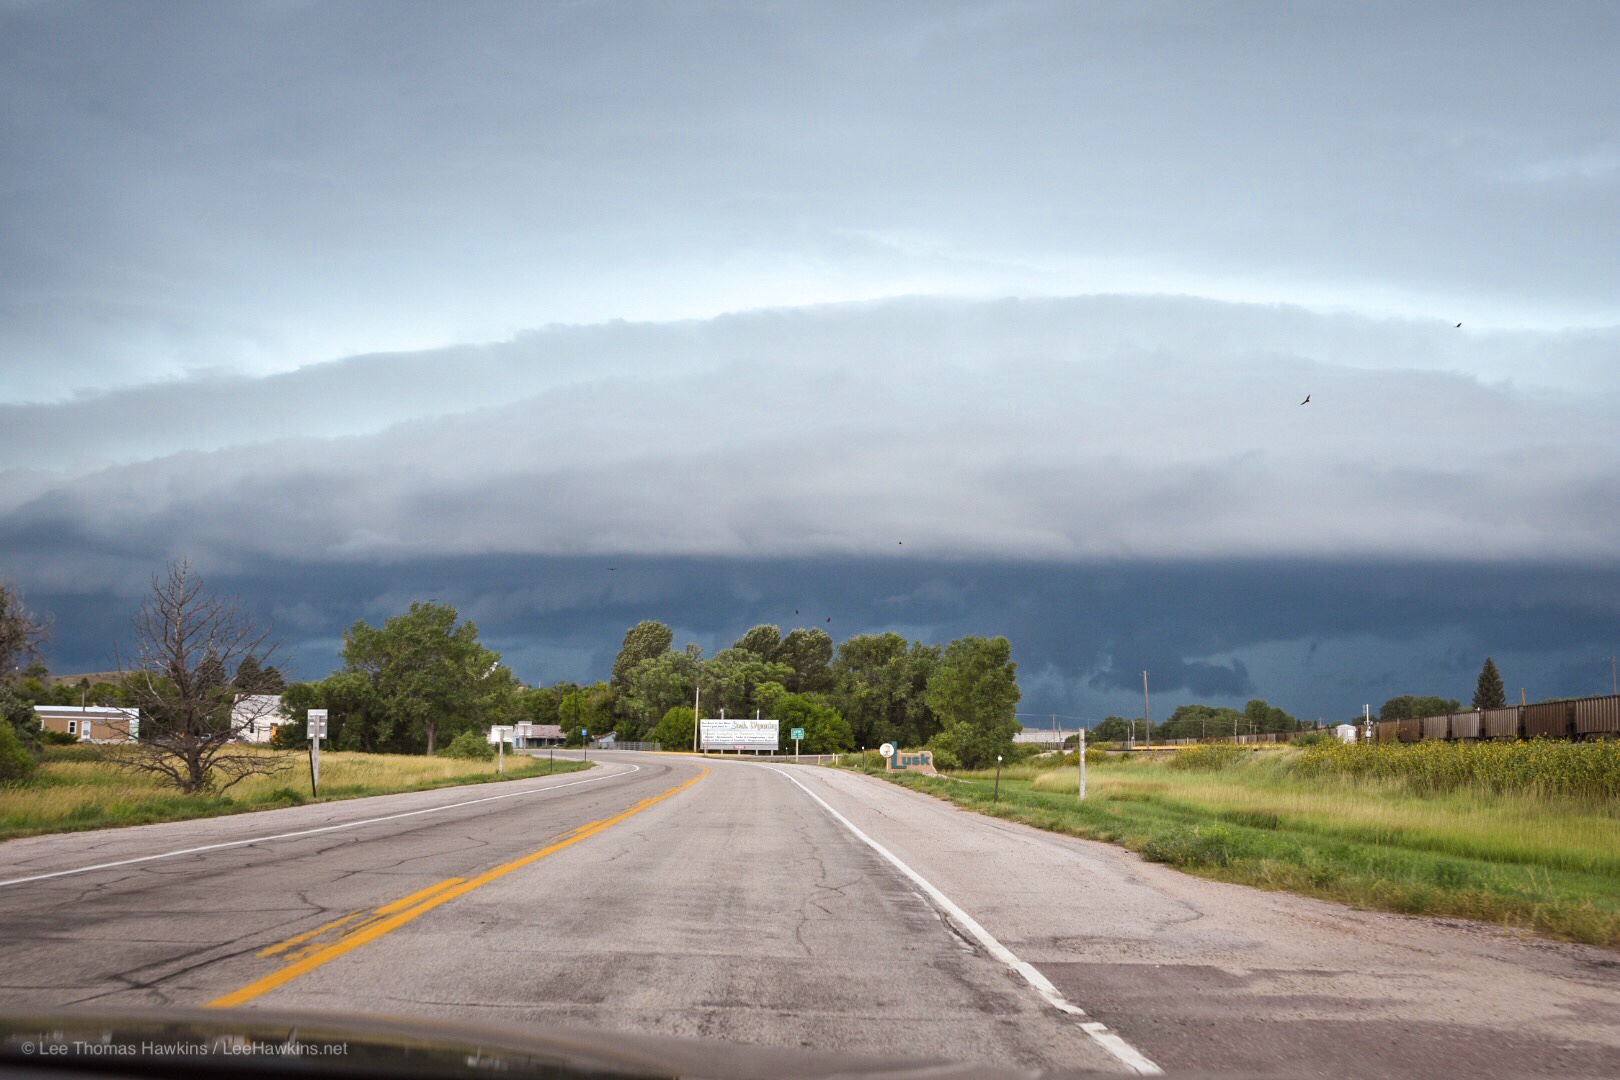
[441,730,495,761]
[1141,823,1241,868]
[1290,730,1337,748]
[0,721,37,782]
[40,728,80,746]
[1167,743,1248,772]
[926,746,961,771]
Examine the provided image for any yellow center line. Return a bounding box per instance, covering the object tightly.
[209,767,709,1009]
[374,877,465,915]
[256,911,366,958]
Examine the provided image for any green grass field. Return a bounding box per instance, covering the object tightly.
[0,746,590,841]
[853,744,1620,947]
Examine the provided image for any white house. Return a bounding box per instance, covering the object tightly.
[232,695,284,743]
[1332,723,1359,743]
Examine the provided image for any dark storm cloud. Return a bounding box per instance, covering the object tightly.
[3,2,1617,399]
[20,554,1620,723]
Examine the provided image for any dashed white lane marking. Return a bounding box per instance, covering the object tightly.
[768,765,1162,1076]
[0,762,640,890]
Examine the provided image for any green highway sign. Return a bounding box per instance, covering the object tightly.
[790,727,805,740]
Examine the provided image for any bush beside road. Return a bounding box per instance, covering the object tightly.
[0,746,590,841]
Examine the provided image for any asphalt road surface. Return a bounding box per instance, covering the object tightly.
[0,751,1616,1078]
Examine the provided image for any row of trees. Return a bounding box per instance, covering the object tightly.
[279,614,1024,768]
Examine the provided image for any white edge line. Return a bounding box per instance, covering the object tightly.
[0,761,638,890]
[766,765,1162,1076]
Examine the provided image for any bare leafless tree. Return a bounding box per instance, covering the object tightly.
[108,561,292,794]
[0,581,51,683]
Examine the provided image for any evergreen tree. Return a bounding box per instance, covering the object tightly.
[1473,657,1507,710]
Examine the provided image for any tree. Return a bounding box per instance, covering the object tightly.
[755,682,853,753]
[1473,657,1507,710]
[1379,695,1461,722]
[0,717,35,781]
[277,672,379,750]
[829,633,940,748]
[0,685,41,758]
[559,682,614,744]
[341,602,512,755]
[111,561,291,794]
[702,648,793,719]
[621,651,698,735]
[648,705,695,750]
[611,621,674,692]
[732,624,783,661]
[233,653,287,694]
[1091,716,1131,742]
[924,636,1021,769]
[0,582,50,684]
[1243,699,1303,734]
[776,628,834,694]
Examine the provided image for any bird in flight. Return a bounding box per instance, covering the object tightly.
[1299,394,1311,405]
[795,609,800,615]
[826,617,832,623]
[1455,322,1462,328]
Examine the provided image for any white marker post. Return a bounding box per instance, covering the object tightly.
[307,709,328,798]
[497,728,504,774]
[1078,726,1086,801]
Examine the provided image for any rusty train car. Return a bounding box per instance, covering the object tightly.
[1372,693,1620,743]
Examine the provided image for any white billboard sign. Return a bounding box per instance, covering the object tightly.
[700,717,779,751]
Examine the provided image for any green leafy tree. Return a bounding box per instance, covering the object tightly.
[732,624,783,661]
[559,682,614,744]
[1243,699,1304,734]
[756,683,853,753]
[341,602,513,755]
[1159,704,1245,740]
[1472,657,1507,710]
[520,683,576,727]
[1090,716,1131,742]
[648,705,695,750]
[611,621,675,692]
[1379,695,1462,722]
[924,636,1021,769]
[0,718,35,781]
[0,685,41,758]
[702,648,794,719]
[776,628,835,694]
[622,652,698,735]
[829,633,940,748]
[277,672,381,750]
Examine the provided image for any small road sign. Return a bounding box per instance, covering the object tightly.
[790,727,805,741]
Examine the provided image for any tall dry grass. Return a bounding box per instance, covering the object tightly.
[0,748,584,840]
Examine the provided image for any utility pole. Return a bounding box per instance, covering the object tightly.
[692,680,701,754]
[1521,687,1527,706]
[1609,656,1617,696]
[1142,670,1151,750]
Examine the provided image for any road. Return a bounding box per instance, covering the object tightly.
[0,751,1615,1078]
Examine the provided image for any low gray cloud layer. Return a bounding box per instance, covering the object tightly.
[5,297,1618,580]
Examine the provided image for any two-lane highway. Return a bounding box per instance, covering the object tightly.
[1,751,1617,1078]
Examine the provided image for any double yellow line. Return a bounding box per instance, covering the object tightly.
[210,767,708,1008]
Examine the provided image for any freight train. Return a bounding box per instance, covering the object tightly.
[1371,693,1620,743]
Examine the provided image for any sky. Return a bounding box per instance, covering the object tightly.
[3,1,1617,723]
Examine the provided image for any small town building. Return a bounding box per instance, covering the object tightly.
[490,722,565,748]
[232,695,284,743]
[1332,723,1358,743]
[34,705,140,743]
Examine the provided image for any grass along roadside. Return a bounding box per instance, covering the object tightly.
[853,751,1620,947]
[0,747,591,842]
